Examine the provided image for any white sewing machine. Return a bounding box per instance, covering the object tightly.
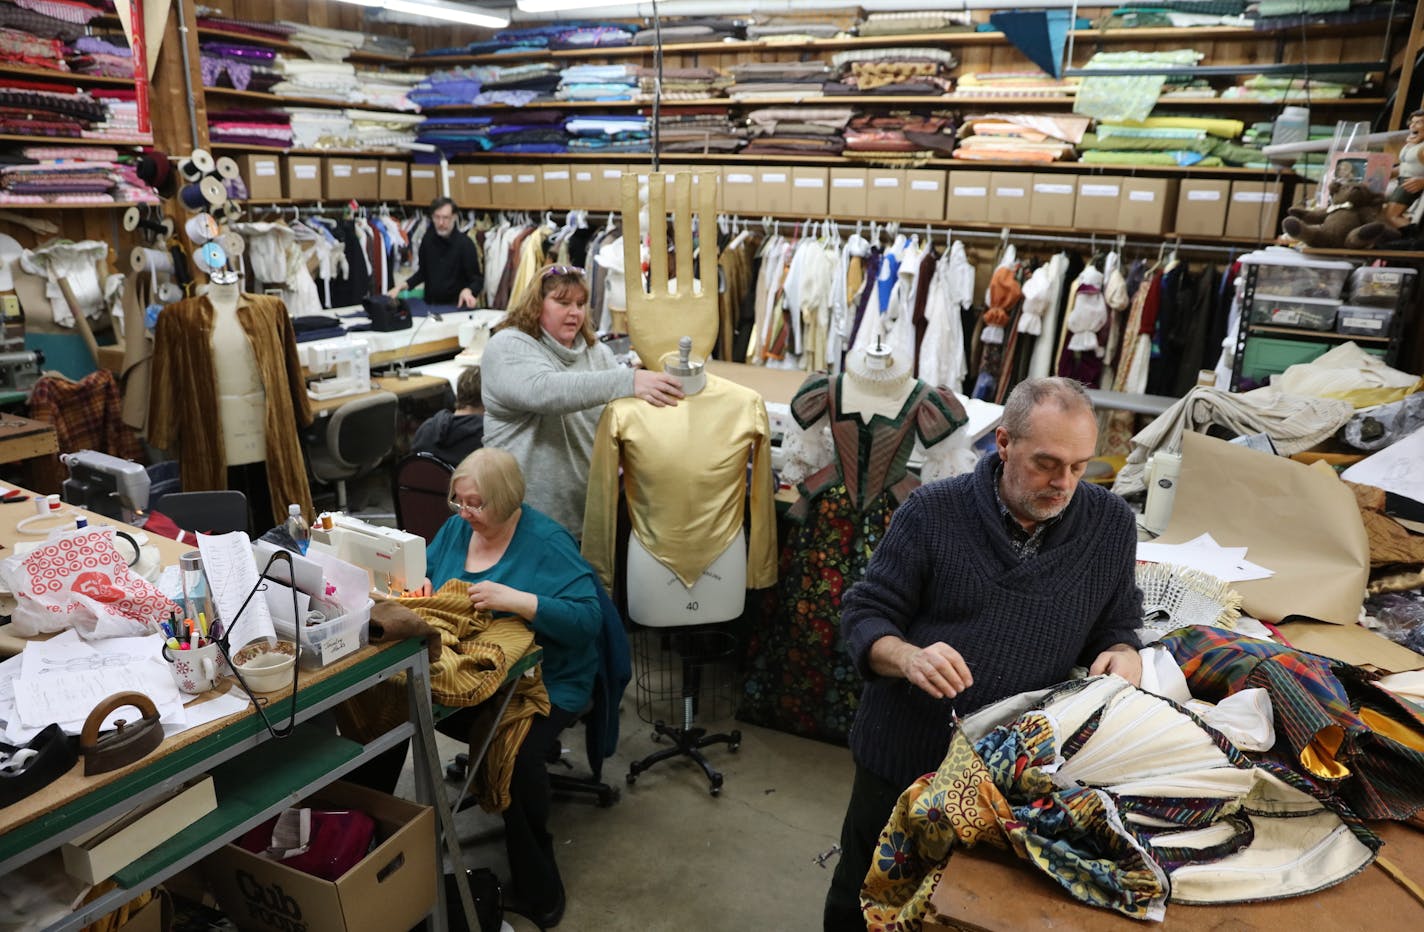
[453,309,506,365]
[305,338,371,400]
[308,513,426,595]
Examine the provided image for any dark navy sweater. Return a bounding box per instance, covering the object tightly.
[842,451,1143,788]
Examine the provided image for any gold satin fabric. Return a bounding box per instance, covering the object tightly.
[583,374,777,590]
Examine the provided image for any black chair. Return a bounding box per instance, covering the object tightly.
[307,391,399,513]
[152,490,249,536]
[392,452,454,544]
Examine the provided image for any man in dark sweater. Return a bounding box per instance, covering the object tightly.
[388,196,482,307]
[823,377,1144,932]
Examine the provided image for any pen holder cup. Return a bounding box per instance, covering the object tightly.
[163,641,223,694]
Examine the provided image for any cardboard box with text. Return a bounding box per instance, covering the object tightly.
[1030,174,1076,228]
[378,160,406,201]
[987,172,1033,226]
[1119,177,1178,234]
[1225,180,1283,240]
[902,170,947,221]
[1074,176,1123,230]
[829,168,868,217]
[945,170,990,223]
[286,157,322,201]
[242,154,283,200]
[1174,179,1229,237]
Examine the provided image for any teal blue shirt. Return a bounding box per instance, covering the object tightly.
[427,507,599,712]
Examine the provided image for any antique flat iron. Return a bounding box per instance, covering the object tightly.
[79,692,163,776]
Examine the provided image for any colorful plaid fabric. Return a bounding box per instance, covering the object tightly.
[28,370,143,469]
[1162,625,1424,822]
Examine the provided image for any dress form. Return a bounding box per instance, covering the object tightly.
[840,344,916,422]
[208,279,266,465]
[626,338,747,626]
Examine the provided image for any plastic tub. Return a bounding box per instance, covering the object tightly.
[1347,266,1416,307]
[1336,304,1394,337]
[1248,293,1340,331]
[272,597,372,669]
[1242,252,1352,299]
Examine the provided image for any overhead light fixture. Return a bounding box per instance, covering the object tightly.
[334,0,510,28]
[515,0,616,11]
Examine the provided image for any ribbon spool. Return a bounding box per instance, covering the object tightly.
[178,183,207,210]
[221,201,243,223]
[161,218,176,239]
[129,246,174,275]
[122,206,140,232]
[215,156,240,180]
[189,149,216,175]
[177,158,202,183]
[217,231,245,258]
[157,282,184,304]
[184,213,219,244]
[179,177,227,211]
[192,241,228,274]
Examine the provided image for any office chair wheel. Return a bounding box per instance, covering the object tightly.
[446,753,469,783]
[728,730,742,752]
[626,771,638,786]
[709,773,723,796]
[597,785,620,807]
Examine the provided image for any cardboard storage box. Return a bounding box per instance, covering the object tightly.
[571,165,599,207]
[203,782,435,932]
[378,160,406,201]
[945,171,990,223]
[902,170,946,221]
[1030,175,1076,228]
[723,168,758,213]
[592,165,622,211]
[542,164,572,207]
[1074,176,1122,230]
[1225,180,1283,240]
[458,165,490,208]
[63,776,216,883]
[829,168,868,217]
[324,159,357,200]
[489,168,517,207]
[867,169,905,218]
[352,160,380,201]
[242,154,283,200]
[758,168,793,214]
[287,157,322,201]
[512,169,543,207]
[1118,177,1177,234]
[408,164,438,203]
[791,167,829,215]
[1175,179,1229,237]
[987,173,1032,225]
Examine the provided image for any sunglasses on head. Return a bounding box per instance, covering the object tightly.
[542,265,581,278]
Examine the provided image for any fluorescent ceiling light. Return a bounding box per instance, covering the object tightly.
[335,0,510,27]
[516,0,613,11]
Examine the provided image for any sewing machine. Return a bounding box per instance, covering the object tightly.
[0,349,43,393]
[305,339,371,401]
[60,450,150,525]
[453,309,506,365]
[307,512,425,595]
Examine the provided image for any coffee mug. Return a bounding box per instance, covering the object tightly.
[164,641,223,694]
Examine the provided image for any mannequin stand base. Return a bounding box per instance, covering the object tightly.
[626,722,741,797]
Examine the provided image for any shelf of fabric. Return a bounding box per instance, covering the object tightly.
[206,142,411,156]
[0,64,135,87]
[202,86,419,114]
[1247,323,1389,343]
[0,133,152,146]
[0,200,157,209]
[194,27,411,66]
[421,96,1385,114]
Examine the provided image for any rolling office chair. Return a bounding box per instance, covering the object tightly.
[151,490,250,536]
[307,391,399,514]
[391,452,454,543]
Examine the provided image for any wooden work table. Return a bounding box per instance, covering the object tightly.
[0,414,57,465]
[307,373,449,417]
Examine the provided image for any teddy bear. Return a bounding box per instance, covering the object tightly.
[1280,182,1400,250]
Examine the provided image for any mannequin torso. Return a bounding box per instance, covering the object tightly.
[209,281,266,464]
[839,347,916,422]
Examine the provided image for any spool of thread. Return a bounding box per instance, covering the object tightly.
[193,241,227,273]
[189,148,216,175]
[158,282,184,304]
[215,156,240,180]
[221,201,243,223]
[217,231,245,258]
[177,157,202,182]
[130,245,174,275]
[185,213,218,244]
[200,176,227,207]
[160,218,176,240]
[179,182,208,210]
[122,206,140,232]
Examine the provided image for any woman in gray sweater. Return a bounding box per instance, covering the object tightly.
[481,265,683,538]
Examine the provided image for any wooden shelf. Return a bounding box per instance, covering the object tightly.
[0,63,135,87]
[1248,323,1389,342]
[195,27,410,66]
[202,86,421,116]
[0,200,159,209]
[208,142,409,156]
[421,95,1386,114]
[0,133,151,146]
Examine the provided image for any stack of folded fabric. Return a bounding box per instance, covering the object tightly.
[200,41,281,92]
[485,111,568,153]
[361,32,414,60]
[556,64,639,102]
[1074,50,1203,122]
[0,0,102,48]
[655,108,746,152]
[280,22,373,63]
[410,69,483,109]
[855,10,973,36]
[69,34,132,77]
[0,81,124,139]
[1159,79,1218,100]
[196,15,294,43]
[728,61,829,100]
[952,72,1079,99]
[271,58,359,102]
[0,26,66,72]
[1244,119,1331,178]
[747,18,844,41]
[1078,115,1263,167]
[285,107,353,149]
[549,22,639,50]
[87,89,146,141]
[415,115,493,155]
[953,114,1086,162]
[0,145,158,205]
[469,62,561,100]
[825,48,957,95]
[351,70,422,111]
[344,109,423,149]
[207,107,294,149]
[634,17,743,45]
[639,66,727,101]
[566,114,650,153]
[844,112,956,157]
[1223,75,1357,101]
[742,106,849,155]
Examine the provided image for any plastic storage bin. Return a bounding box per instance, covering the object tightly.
[1249,293,1340,330]
[1336,304,1395,336]
[1347,266,1416,306]
[1243,252,1352,299]
[273,597,372,669]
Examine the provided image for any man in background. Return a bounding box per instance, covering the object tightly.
[389,196,481,308]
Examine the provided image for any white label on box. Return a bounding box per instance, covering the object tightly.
[1187,189,1222,201]
[794,177,825,188]
[412,169,435,179]
[952,186,987,198]
[873,177,900,188]
[255,163,277,177]
[333,165,353,178]
[1234,191,1279,203]
[832,178,865,188]
[1129,190,1155,202]
[602,169,621,179]
[728,173,754,184]
[492,174,513,184]
[576,171,593,182]
[357,166,377,175]
[545,170,570,180]
[385,167,403,177]
[294,165,317,180]
[910,179,940,191]
[517,174,536,183]
[1081,184,1119,198]
[466,175,487,185]
[1034,183,1073,195]
[761,172,787,183]
[319,632,357,665]
[1341,316,1382,331]
[995,187,1025,198]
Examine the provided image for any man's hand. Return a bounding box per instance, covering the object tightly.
[457,287,477,308]
[1088,643,1142,685]
[467,580,537,621]
[386,285,401,299]
[869,636,972,699]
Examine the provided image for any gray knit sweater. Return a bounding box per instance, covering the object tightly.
[842,451,1143,788]
[480,329,635,537]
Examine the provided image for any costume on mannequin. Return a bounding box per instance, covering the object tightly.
[583,338,777,625]
[149,288,313,527]
[738,344,968,743]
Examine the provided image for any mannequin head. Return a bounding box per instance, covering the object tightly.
[496,264,595,348]
[995,377,1097,529]
[429,197,457,239]
[449,447,524,535]
[844,347,912,396]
